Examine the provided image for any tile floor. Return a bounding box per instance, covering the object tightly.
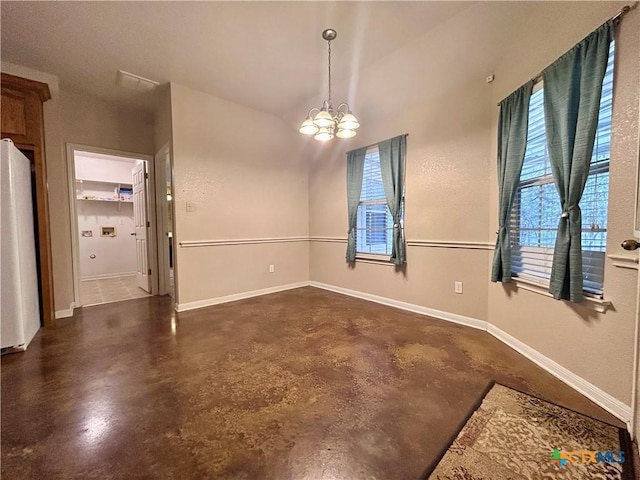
[80,275,151,306]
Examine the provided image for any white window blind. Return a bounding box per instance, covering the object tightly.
[509,42,614,296]
[356,147,395,255]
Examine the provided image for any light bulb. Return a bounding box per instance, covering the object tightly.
[313,110,335,128]
[314,127,334,141]
[338,113,359,130]
[336,128,356,139]
[299,118,319,135]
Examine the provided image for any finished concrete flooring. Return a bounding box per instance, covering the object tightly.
[1,287,622,479]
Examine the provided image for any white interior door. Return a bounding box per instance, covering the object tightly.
[630,127,640,438]
[133,161,150,292]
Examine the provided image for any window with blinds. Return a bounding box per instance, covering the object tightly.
[509,43,614,296]
[356,146,398,255]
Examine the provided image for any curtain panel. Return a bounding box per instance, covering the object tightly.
[543,21,613,302]
[379,134,408,265]
[345,147,367,262]
[491,81,534,283]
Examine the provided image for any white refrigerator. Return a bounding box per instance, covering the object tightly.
[1,138,41,351]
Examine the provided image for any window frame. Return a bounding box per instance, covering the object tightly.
[354,145,405,261]
[509,46,613,299]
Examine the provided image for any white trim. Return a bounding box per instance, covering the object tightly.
[407,239,494,250]
[145,152,160,297]
[309,281,487,331]
[487,323,632,426]
[66,144,82,312]
[174,281,309,312]
[309,236,348,243]
[607,253,639,270]
[54,304,75,319]
[154,143,172,296]
[309,237,495,250]
[179,237,496,250]
[354,255,396,266]
[631,269,640,439]
[80,272,136,281]
[179,237,308,247]
[511,277,612,313]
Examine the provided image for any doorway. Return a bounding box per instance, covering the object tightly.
[67,145,157,307]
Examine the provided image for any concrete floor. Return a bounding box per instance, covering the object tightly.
[1,287,622,479]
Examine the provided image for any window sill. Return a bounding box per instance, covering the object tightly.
[354,254,395,266]
[510,276,612,313]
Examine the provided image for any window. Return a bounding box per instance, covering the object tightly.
[510,43,614,296]
[355,146,401,255]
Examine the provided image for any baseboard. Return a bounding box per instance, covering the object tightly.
[308,281,631,425]
[486,323,632,425]
[175,281,310,312]
[309,281,487,331]
[55,303,75,319]
[81,272,136,281]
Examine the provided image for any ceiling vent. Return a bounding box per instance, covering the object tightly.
[116,70,159,91]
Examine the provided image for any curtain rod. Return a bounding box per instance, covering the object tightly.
[496,2,636,107]
[348,133,409,153]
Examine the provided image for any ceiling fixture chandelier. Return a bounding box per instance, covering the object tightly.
[299,28,360,141]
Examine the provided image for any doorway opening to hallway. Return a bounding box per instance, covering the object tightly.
[67,145,157,307]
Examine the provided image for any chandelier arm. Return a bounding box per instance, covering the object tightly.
[308,107,320,117]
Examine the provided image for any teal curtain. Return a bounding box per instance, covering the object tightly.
[543,21,613,302]
[346,147,367,262]
[491,81,533,282]
[379,134,407,265]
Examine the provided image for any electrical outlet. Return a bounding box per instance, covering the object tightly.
[186,201,194,212]
[454,281,463,294]
[269,264,275,273]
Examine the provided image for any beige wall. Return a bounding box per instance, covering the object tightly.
[487,3,638,406]
[307,0,637,412]
[308,77,493,321]
[1,60,156,313]
[169,83,309,306]
[154,84,172,153]
[52,91,154,312]
[306,1,531,328]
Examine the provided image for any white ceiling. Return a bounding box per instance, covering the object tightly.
[1,1,475,118]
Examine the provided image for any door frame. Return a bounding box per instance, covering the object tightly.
[154,142,174,296]
[66,143,157,307]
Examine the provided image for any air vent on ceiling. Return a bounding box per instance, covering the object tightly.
[116,70,159,91]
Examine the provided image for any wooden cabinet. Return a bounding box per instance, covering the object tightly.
[1,73,55,326]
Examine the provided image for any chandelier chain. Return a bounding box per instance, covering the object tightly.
[327,40,332,106]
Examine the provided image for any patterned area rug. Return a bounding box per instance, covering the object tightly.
[427,383,633,480]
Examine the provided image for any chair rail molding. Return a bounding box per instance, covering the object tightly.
[179,236,308,247]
